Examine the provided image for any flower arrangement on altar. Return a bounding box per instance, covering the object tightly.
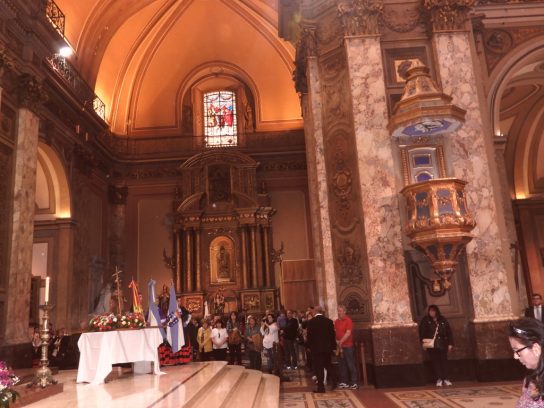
[0,361,19,408]
[87,312,146,332]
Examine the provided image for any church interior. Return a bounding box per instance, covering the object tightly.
[1,0,544,406]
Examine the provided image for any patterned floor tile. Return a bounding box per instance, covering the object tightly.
[386,384,522,408]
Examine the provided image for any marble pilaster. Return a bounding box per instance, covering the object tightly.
[303,57,338,316]
[432,32,515,320]
[53,220,76,331]
[344,36,412,326]
[4,108,40,344]
[108,185,128,280]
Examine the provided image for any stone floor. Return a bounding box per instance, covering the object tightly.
[20,361,279,407]
[17,362,524,408]
[280,368,523,408]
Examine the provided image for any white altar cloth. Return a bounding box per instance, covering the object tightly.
[77,328,163,385]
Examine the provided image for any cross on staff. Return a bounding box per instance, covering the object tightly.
[112,266,123,315]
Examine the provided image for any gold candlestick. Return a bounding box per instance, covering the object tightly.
[28,302,58,388]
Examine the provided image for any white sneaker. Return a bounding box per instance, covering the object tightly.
[443,379,452,386]
[337,383,348,389]
[436,379,443,387]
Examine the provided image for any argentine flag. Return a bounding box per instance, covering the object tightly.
[147,279,166,339]
[166,283,185,353]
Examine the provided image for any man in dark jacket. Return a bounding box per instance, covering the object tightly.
[282,310,299,369]
[307,305,336,393]
[525,294,544,322]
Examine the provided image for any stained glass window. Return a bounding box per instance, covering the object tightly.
[203,91,237,147]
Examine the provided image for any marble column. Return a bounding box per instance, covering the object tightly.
[262,225,271,287]
[241,227,249,288]
[185,229,192,292]
[303,55,338,314]
[195,229,201,292]
[344,35,413,326]
[340,9,422,382]
[54,220,76,331]
[432,32,515,321]
[426,3,516,366]
[175,230,182,292]
[108,185,128,281]
[4,107,40,344]
[250,226,258,288]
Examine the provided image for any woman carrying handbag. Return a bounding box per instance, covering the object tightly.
[419,304,454,387]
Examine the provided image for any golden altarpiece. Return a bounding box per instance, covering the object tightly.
[170,150,277,317]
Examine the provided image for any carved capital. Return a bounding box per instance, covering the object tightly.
[337,0,384,37]
[293,25,317,94]
[17,73,48,111]
[0,48,14,81]
[108,184,128,205]
[423,0,475,32]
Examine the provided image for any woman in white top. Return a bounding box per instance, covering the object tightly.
[261,313,279,373]
[211,319,228,361]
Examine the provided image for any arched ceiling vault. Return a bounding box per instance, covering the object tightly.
[492,52,544,198]
[56,0,301,137]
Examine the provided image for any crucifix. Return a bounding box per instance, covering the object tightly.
[112,266,123,315]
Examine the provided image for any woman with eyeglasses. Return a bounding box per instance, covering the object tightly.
[509,318,544,407]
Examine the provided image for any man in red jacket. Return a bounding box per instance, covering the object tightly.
[334,305,358,390]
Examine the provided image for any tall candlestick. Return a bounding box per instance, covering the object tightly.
[44,276,50,303]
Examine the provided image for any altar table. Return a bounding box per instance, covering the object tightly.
[77,328,163,385]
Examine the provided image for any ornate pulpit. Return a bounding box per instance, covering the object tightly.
[171,150,276,316]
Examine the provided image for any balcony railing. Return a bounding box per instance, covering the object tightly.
[45,54,106,121]
[45,0,65,36]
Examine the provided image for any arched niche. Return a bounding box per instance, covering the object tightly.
[209,235,236,284]
[35,144,71,220]
[178,62,257,148]
[487,38,544,198]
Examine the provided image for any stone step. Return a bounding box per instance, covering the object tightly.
[153,361,228,408]
[253,373,280,408]
[221,368,263,408]
[185,365,245,408]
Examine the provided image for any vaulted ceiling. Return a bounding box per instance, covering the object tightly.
[498,59,544,198]
[55,0,302,136]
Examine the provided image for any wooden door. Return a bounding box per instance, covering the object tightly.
[281,259,317,312]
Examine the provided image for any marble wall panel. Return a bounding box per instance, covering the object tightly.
[4,108,39,344]
[433,32,514,320]
[344,37,412,325]
[318,48,372,322]
[304,57,338,315]
[0,144,13,289]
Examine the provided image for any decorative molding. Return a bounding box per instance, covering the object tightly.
[17,73,48,112]
[108,185,128,205]
[337,240,364,285]
[293,25,318,94]
[0,48,14,81]
[380,7,423,34]
[337,0,384,37]
[423,0,475,32]
[479,26,544,73]
[259,159,307,172]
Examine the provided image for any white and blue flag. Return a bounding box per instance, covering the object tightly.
[147,279,166,339]
[165,282,185,353]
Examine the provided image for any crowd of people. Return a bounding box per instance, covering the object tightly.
[180,304,358,393]
[26,290,544,405]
